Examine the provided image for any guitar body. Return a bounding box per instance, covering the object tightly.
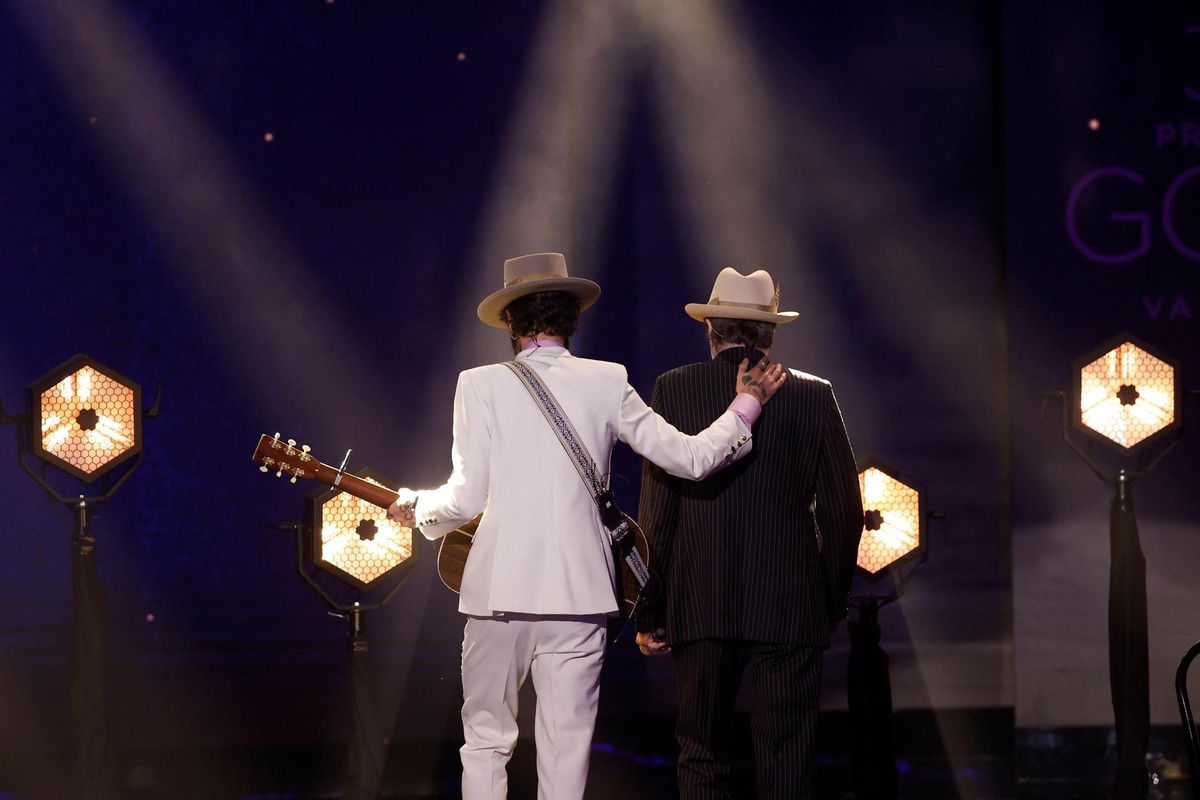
[436,516,478,593]
[436,512,651,611]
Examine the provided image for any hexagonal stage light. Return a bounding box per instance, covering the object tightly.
[308,471,417,592]
[856,459,926,582]
[1073,335,1180,453]
[28,354,142,482]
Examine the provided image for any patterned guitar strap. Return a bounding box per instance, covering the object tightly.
[503,360,652,604]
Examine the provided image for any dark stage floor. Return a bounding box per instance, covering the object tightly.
[1,712,1195,799]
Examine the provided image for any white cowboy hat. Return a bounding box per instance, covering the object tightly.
[476,252,601,329]
[685,267,798,324]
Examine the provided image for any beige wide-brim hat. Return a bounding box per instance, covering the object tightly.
[685,267,798,324]
[476,252,601,329]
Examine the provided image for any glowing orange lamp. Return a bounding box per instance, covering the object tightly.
[28,354,142,482]
[855,459,927,582]
[308,472,418,592]
[1073,336,1180,453]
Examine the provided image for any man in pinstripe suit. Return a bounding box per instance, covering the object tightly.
[636,267,863,799]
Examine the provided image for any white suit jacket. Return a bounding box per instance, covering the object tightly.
[414,346,752,617]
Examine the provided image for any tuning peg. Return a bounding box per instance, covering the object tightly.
[302,444,311,453]
[287,438,296,446]
[289,474,298,484]
[259,465,269,473]
[275,468,283,478]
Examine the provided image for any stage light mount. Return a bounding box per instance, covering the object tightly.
[0,354,159,800]
[267,462,420,800]
[1046,333,1195,798]
[846,459,940,800]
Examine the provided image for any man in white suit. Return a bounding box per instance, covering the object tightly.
[388,252,784,799]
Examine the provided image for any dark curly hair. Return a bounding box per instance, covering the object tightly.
[503,290,582,353]
[706,317,776,351]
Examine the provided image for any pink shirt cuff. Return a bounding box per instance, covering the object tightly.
[728,393,762,427]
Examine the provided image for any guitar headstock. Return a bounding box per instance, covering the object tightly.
[252,433,398,510]
[252,432,319,484]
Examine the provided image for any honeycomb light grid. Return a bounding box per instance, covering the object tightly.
[38,365,137,476]
[1078,341,1176,450]
[318,479,414,587]
[857,466,922,577]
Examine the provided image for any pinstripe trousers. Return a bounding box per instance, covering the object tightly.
[672,639,823,800]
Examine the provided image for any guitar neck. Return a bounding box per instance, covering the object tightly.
[334,471,400,509]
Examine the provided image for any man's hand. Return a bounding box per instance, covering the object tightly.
[736,357,787,405]
[387,488,418,528]
[635,629,671,656]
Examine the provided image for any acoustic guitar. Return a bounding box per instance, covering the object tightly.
[250,433,651,611]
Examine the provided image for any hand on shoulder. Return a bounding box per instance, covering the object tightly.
[735,357,787,405]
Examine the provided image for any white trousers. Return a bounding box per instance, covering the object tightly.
[460,613,607,800]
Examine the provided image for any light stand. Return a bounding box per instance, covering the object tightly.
[0,354,159,800]
[271,466,419,800]
[1046,334,1190,799]
[847,459,936,800]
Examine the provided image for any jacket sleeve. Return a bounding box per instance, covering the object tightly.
[814,382,863,626]
[413,371,491,540]
[616,369,751,480]
[635,376,682,633]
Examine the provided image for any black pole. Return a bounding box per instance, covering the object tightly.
[344,604,385,800]
[847,597,898,800]
[70,497,119,800]
[1109,470,1150,798]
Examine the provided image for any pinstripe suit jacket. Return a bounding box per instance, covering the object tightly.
[638,346,862,648]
